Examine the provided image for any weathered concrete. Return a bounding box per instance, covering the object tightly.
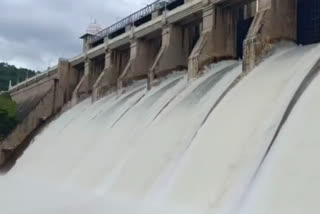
[81,33,94,53]
[0,85,56,166]
[72,56,104,104]
[9,66,58,93]
[10,60,78,120]
[92,50,118,100]
[9,0,205,94]
[243,0,297,72]
[149,25,189,84]
[0,59,77,167]
[118,37,161,89]
[11,71,57,121]
[188,3,237,77]
[8,0,301,102]
[72,58,92,104]
[92,40,133,100]
[55,60,79,107]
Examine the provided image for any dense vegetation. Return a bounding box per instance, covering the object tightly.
[0,92,17,140]
[0,62,39,139]
[0,62,39,91]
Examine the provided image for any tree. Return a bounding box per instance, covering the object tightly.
[0,62,39,91]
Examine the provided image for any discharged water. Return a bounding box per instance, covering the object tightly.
[1,43,320,214]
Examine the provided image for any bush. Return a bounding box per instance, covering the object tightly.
[0,93,17,139]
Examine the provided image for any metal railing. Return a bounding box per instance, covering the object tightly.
[89,0,184,44]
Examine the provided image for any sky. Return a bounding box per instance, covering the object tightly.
[0,0,152,71]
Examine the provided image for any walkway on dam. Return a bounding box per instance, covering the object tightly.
[1,43,320,214]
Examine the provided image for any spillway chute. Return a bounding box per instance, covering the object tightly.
[2,43,320,214]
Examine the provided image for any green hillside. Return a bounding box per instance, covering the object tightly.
[0,92,17,139]
[0,62,40,91]
[0,62,39,138]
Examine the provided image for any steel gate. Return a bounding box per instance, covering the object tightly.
[298,0,320,45]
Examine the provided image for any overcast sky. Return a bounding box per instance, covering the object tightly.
[0,0,153,71]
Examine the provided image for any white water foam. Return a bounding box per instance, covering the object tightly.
[238,51,320,214]
[146,43,320,214]
[1,43,320,214]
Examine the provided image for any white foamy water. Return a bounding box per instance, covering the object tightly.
[238,51,320,214]
[0,61,240,214]
[151,43,320,214]
[1,43,320,214]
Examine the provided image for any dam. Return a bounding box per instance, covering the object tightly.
[1,0,320,213]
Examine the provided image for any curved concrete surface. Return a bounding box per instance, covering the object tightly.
[1,44,320,214]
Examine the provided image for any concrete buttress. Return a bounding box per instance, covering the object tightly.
[118,38,159,89]
[72,56,103,104]
[92,50,119,101]
[188,3,236,77]
[72,58,92,104]
[243,0,297,72]
[149,25,189,85]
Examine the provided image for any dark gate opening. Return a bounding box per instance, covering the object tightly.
[166,0,184,11]
[191,24,201,51]
[186,23,201,55]
[237,17,254,59]
[298,0,320,45]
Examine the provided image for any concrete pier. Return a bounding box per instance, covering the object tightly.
[92,50,117,101]
[56,60,79,105]
[72,55,104,103]
[149,25,189,84]
[244,0,297,72]
[118,37,161,89]
[189,3,237,77]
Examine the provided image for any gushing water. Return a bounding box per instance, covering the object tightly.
[1,43,320,214]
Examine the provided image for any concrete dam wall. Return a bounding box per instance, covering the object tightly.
[1,0,309,164]
[1,0,320,213]
[1,43,320,213]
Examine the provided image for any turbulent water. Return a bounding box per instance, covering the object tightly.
[1,43,320,214]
